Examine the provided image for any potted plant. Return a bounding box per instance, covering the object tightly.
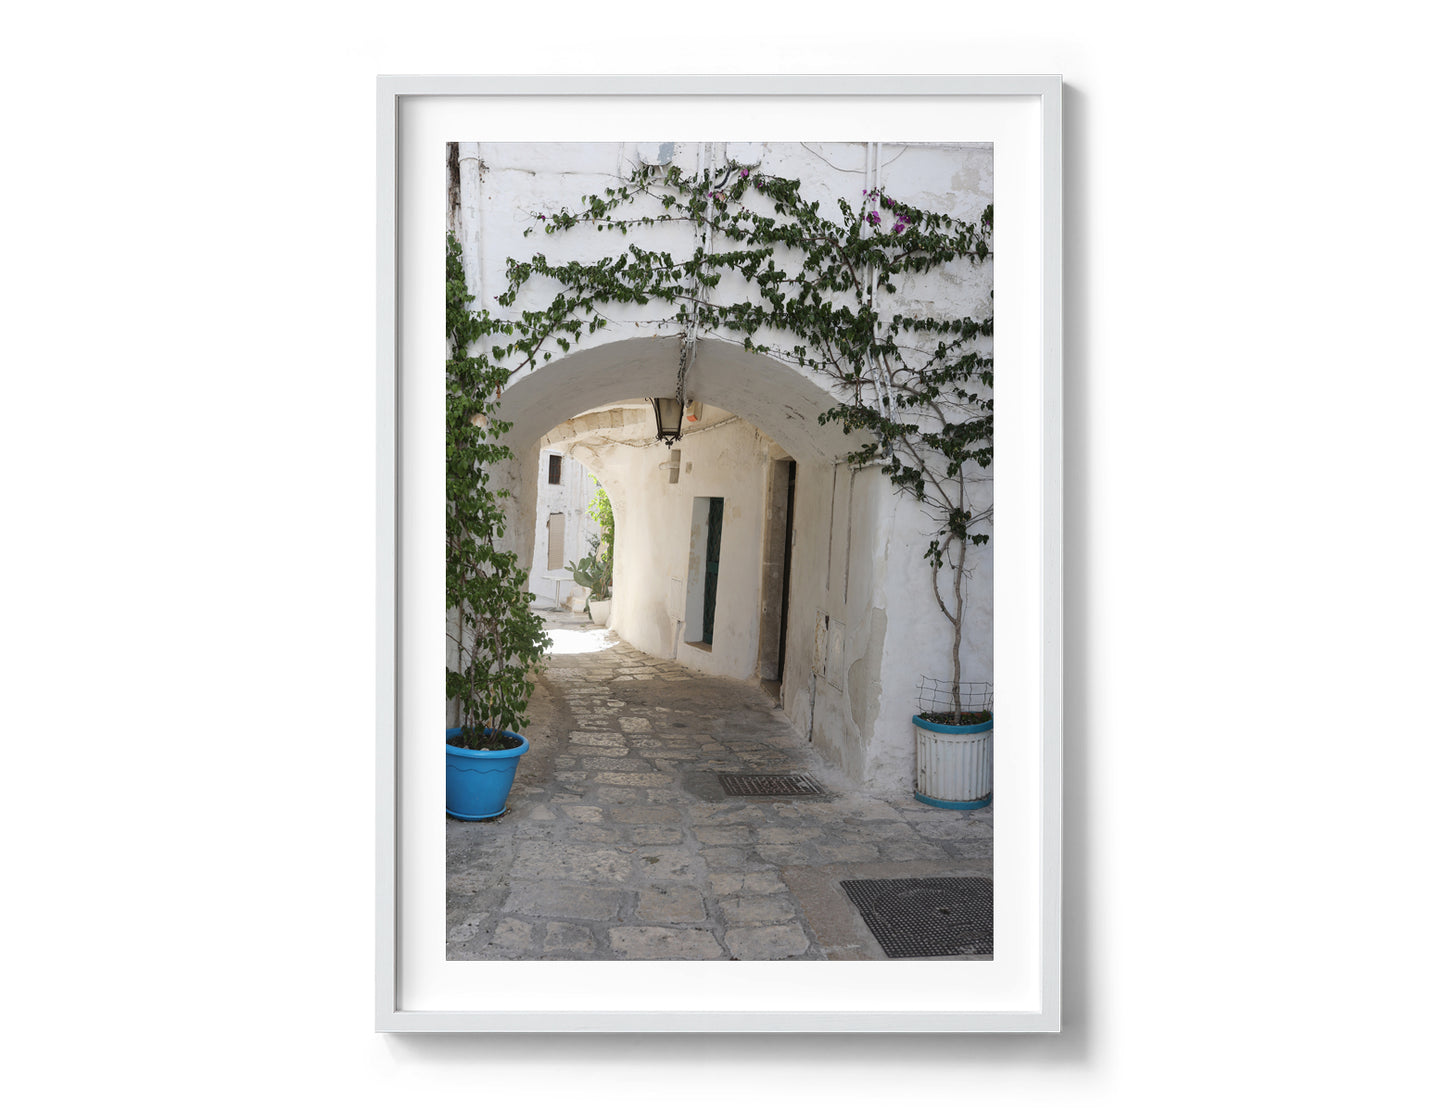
[913,680,993,809]
[565,541,612,627]
[562,477,614,625]
[446,234,550,820]
[586,478,614,627]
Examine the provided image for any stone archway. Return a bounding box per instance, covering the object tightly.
[498,335,856,679]
[496,335,858,463]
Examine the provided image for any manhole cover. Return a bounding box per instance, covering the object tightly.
[839,877,992,958]
[717,773,823,797]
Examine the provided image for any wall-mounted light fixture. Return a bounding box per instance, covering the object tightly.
[650,396,684,446]
[656,448,682,484]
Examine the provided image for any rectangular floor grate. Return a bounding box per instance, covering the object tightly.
[717,773,823,797]
[840,876,993,958]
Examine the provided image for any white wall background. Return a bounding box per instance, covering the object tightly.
[5,3,1441,1108]
[527,451,600,604]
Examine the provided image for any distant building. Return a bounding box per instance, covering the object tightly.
[528,448,601,611]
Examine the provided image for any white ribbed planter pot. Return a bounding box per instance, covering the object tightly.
[589,598,611,627]
[914,715,993,809]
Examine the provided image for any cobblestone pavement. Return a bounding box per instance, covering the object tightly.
[446,614,992,960]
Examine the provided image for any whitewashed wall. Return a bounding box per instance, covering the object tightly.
[540,405,993,796]
[526,450,601,606]
[562,408,776,675]
[459,141,994,795]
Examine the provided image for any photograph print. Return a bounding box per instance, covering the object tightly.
[444,140,994,961]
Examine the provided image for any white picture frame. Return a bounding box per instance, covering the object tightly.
[377,75,1061,1033]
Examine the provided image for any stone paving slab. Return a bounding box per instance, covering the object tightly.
[446,615,992,961]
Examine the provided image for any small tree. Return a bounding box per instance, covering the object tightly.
[445,234,550,742]
[588,478,614,563]
[564,541,611,603]
[587,478,614,599]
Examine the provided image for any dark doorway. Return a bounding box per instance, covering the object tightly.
[701,496,724,645]
[777,460,796,681]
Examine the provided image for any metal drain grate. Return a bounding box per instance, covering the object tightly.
[717,773,823,797]
[840,877,993,958]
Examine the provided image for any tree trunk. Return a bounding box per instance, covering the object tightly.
[950,559,965,714]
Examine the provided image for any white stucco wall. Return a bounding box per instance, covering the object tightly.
[616,417,771,678]
[455,140,994,796]
[464,142,992,418]
[536,401,993,796]
[542,404,771,676]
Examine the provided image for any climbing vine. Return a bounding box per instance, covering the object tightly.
[465,154,993,710]
[445,234,550,741]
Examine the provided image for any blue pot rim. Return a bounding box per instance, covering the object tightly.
[912,713,994,735]
[914,790,992,810]
[446,726,529,758]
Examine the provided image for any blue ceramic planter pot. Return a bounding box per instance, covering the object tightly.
[446,727,529,820]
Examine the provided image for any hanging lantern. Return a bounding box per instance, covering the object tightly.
[650,396,684,446]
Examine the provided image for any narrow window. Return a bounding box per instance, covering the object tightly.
[547,454,563,485]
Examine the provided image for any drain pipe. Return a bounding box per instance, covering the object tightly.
[456,142,486,303]
[808,672,818,746]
